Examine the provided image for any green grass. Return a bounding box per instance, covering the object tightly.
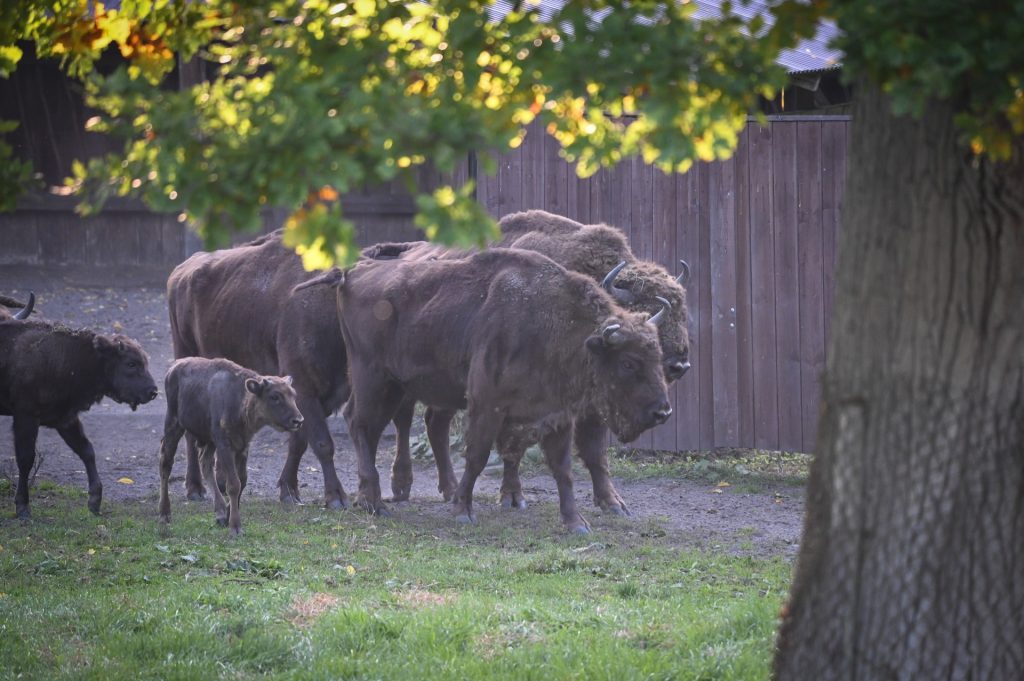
[609,450,811,493]
[0,485,791,681]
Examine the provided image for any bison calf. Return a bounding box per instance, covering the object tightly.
[159,358,303,535]
[0,319,158,518]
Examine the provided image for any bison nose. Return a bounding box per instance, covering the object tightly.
[291,416,305,430]
[652,403,673,425]
[666,360,691,381]
[148,388,159,401]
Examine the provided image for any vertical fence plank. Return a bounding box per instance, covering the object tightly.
[630,156,656,449]
[696,162,715,450]
[748,123,780,450]
[495,140,523,218]
[822,121,847,352]
[520,122,545,215]
[651,166,679,451]
[542,128,569,215]
[797,122,825,451]
[772,121,803,451]
[733,128,755,448]
[710,156,739,447]
[675,164,702,450]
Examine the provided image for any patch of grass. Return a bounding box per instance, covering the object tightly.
[0,484,792,681]
[611,448,811,491]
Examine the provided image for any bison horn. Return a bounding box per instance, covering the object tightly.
[648,296,670,328]
[601,261,635,305]
[602,323,625,346]
[12,292,34,320]
[675,260,690,286]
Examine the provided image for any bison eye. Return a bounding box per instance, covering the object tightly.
[271,394,281,403]
[620,359,635,372]
[126,361,137,369]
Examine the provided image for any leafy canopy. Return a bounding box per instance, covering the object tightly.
[1,1,1022,267]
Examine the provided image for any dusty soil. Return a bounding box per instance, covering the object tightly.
[0,273,806,556]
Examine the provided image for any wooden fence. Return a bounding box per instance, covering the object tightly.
[477,117,849,453]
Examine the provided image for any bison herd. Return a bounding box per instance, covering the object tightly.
[1,210,691,535]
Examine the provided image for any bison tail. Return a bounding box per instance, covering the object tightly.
[292,268,345,295]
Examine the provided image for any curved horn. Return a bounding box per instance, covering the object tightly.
[12,292,34,320]
[602,323,624,346]
[601,261,635,305]
[675,260,690,286]
[648,296,670,328]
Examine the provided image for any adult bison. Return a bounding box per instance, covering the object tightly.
[302,248,672,532]
[0,292,34,321]
[167,232,349,508]
[0,319,158,517]
[379,210,691,515]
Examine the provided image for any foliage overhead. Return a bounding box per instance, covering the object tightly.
[1,1,1022,266]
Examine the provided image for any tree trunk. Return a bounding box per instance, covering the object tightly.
[774,82,1024,680]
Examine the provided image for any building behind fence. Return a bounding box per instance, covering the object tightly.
[0,52,848,454]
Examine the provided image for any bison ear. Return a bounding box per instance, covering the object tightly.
[283,375,294,386]
[586,323,626,356]
[93,335,116,355]
[245,378,264,396]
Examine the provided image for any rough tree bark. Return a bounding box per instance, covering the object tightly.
[774,82,1024,679]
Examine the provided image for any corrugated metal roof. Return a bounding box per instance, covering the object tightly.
[487,0,842,74]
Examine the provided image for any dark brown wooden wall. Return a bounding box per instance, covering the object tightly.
[476,117,849,453]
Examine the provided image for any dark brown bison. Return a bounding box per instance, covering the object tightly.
[303,248,671,532]
[0,292,34,321]
[0,319,158,518]
[159,357,303,535]
[376,210,691,515]
[166,232,349,509]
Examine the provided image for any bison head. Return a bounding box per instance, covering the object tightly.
[602,260,691,384]
[93,334,159,411]
[245,375,304,432]
[585,314,671,443]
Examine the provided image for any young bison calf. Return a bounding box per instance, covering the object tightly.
[159,358,303,535]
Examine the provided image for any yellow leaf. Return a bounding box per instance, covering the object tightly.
[117,477,134,484]
[346,565,356,576]
[87,548,96,555]
[716,481,730,487]
[711,488,723,494]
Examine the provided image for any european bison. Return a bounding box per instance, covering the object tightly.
[167,232,349,509]
[304,248,671,532]
[159,358,303,535]
[0,319,158,518]
[376,210,691,514]
[0,292,34,321]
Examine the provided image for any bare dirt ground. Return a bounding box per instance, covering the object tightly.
[0,272,806,556]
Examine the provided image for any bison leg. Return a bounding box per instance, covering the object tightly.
[199,443,228,527]
[183,433,206,501]
[424,407,458,501]
[284,395,347,509]
[12,415,40,519]
[574,412,629,516]
[541,424,591,534]
[158,420,185,524]
[344,383,403,517]
[217,444,244,537]
[499,451,528,510]
[389,397,416,502]
[56,417,103,515]
[452,407,504,525]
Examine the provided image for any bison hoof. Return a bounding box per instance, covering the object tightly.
[215,515,229,527]
[455,512,475,525]
[230,527,243,538]
[88,497,102,516]
[391,491,411,503]
[280,488,303,505]
[570,524,592,535]
[606,505,630,517]
[325,497,346,511]
[374,505,392,518]
[15,505,30,520]
[500,494,528,510]
[186,489,206,502]
[159,514,171,525]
